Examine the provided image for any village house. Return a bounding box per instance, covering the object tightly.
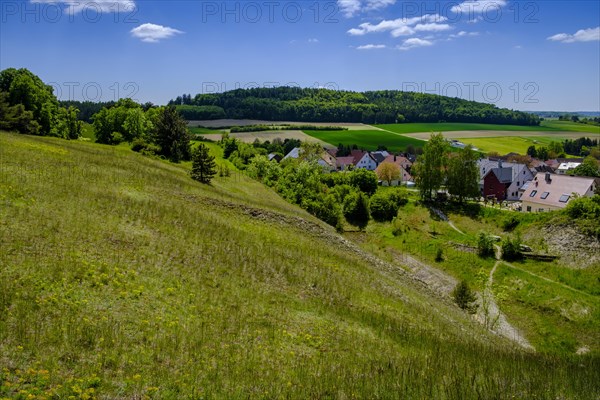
[556,161,582,175]
[478,159,534,201]
[520,173,599,212]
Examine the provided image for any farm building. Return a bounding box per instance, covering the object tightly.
[520,173,599,212]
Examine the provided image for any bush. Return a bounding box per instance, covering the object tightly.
[435,247,444,262]
[302,193,342,228]
[370,194,398,222]
[477,232,495,258]
[131,138,160,155]
[501,215,520,231]
[501,235,522,261]
[349,169,378,196]
[452,280,478,314]
[343,191,370,230]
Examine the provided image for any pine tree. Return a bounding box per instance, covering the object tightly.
[452,280,477,314]
[191,143,216,184]
[153,106,191,162]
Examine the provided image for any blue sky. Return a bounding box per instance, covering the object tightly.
[1,0,599,111]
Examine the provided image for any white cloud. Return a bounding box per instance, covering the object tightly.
[308,38,320,43]
[348,14,448,37]
[414,23,452,32]
[356,44,387,50]
[31,0,135,13]
[338,0,362,17]
[338,0,396,18]
[397,38,433,51]
[130,23,183,43]
[365,0,396,11]
[449,30,479,39]
[451,0,507,15]
[547,27,600,43]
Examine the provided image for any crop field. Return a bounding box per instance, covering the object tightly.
[303,129,425,152]
[375,122,560,134]
[190,119,370,130]
[541,120,600,134]
[197,130,331,146]
[455,136,568,155]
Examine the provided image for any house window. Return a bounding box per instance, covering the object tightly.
[541,192,550,199]
[526,206,531,212]
[559,194,570,203]
[538,208,544,212]
[530,190,537,197]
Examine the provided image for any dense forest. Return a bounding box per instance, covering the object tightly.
[169,87,541,125]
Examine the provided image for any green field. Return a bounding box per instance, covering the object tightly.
[376,122,559,134]
[376,121,600,134]
[303,129,425,152]
[541,120,600,134]
[3,131,599,398]
[456,136,567,155]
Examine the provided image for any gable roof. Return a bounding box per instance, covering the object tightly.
[486,167,513,184]
[350,150,366,165]
[283,147,300,160]
[521,173,598,208]
[371,152,387,164]
[336,156,355,168]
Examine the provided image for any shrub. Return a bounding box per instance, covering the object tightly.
[452,280,478,313]
[349,169,378,196]
[501,215,520,231]
[131,138,160,155]
[435,247,444,262]
[501,235,522,261]
[369,188,408,222]
[370,193,398,222]
[343,191,370,230]
[477,232,495,258]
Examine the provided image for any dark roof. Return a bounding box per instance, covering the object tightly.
[490,167,513,183]
[371,153,387,164]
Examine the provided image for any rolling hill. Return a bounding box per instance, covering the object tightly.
[1,132,598,398]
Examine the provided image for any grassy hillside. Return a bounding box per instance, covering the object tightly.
[1,132,599,398]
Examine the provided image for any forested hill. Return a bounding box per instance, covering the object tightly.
[169,87,541,126]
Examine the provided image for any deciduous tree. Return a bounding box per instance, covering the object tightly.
[376,162,400,186]
[413,132,446,201]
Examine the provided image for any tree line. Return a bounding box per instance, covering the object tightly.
[169,87,541,125]
[0,68,81,139]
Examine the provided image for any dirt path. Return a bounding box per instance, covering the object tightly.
[447,221,465,236]
[479,257,534,350]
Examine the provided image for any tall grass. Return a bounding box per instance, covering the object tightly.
[1,132,599,398]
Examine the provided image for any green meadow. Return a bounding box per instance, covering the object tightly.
[456,136,567,155]
[2,131,599,398]
[375,122,559,134]
[303,129,425,152]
